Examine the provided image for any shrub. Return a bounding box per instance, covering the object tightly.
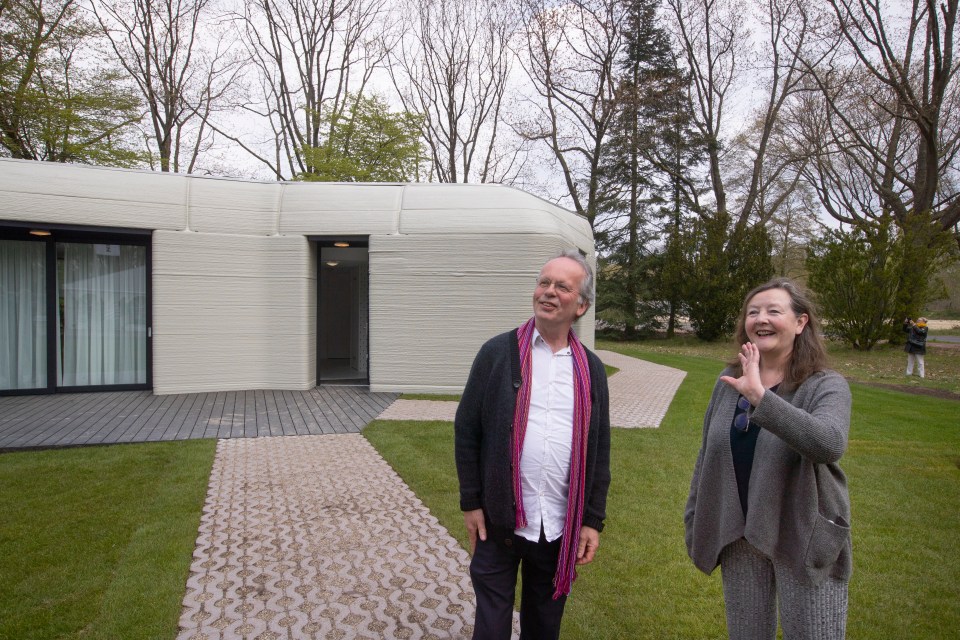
[806,227,900,349]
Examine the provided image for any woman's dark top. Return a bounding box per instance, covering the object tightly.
[730,385,778,517]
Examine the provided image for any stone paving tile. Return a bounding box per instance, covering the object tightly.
[176,434,498,640]
[377,400,459,422]
[595,350,687,429]
[376,350,686,429]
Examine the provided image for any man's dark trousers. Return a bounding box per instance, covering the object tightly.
[469,524,567,640]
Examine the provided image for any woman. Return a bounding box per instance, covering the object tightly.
[685,278,853,640]
[903,317,928,378]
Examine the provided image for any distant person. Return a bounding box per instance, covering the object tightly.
[903,317,929,378]
[685,278,853,639]
[455,249,611,639]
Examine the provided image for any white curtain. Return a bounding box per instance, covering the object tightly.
[59,243,146,386]
[0,240,47,390]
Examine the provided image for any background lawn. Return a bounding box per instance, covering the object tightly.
[2,337,956,639]
[601,336,960,396]
[364,345,960,639]
[0,439,215,640]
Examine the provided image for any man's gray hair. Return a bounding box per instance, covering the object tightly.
[553,248,595,306]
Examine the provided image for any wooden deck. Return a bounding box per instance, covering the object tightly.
[0,387,398,450]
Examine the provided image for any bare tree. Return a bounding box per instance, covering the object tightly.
[236,0,389,179]
[795,0,960,247]
[92,0,241,173]
[723,111,820,274]
[515,0,625,227]
[665,0,813,230]
[386,0,519,183]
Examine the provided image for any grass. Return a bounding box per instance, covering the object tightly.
[400,392,462,401]
[364,344,960,639]
[2,336,956,639]
[598,335,960,396]
[0,439,216,640]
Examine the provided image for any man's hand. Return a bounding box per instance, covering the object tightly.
[576,525,600,565]
[464,509,486,554]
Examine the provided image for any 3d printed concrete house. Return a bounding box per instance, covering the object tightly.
[0,159,595,396]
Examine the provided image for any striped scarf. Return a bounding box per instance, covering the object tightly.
[511,316,592,599]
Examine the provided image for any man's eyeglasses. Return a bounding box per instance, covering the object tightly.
[536,278,575,295]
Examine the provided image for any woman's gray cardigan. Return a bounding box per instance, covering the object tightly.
[684,369,853,585]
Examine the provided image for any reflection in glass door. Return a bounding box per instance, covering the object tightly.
[57,242,147,387]
[0,240,47,391]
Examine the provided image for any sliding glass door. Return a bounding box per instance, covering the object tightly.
[0,229,150,394]
[58,242,147,387]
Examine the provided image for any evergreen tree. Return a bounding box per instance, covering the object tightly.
[680,212,774,341]
[595,0,690,339]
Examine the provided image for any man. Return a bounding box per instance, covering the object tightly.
[454,249,611,639]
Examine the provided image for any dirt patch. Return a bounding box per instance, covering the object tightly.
[853,380,960,401]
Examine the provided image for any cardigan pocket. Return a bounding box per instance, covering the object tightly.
[804,513,849,577]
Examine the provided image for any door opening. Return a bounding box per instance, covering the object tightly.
[316,240,368,385]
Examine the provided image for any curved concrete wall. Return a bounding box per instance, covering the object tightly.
[0,159,595,395]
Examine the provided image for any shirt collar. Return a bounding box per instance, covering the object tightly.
[532,326,572,355]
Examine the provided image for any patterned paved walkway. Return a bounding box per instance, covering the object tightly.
[377,350,687,429]
[176,351,686,639]
[177,435,479,640]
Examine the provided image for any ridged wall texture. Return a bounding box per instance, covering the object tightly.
[0,159,595,395]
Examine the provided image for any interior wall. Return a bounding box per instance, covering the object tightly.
[317,246,368,381]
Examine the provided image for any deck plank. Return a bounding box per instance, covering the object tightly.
[188,392,219,440]
[75,391,150,445]
[302,388,338,434]
[1,392,100,447]
[0,387,399,449]
[95,391,163,444]
[282,390,310,436]
[26,392,120,448]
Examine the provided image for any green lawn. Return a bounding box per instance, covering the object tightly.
[2,341,957,639]
[0,439,216,640]
[364,347,960,639]
[602,335,960,396]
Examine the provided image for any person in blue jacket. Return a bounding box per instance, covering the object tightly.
[903,317,928,378]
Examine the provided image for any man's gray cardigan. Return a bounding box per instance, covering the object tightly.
[455,329,611,533]
[685,369,853,585]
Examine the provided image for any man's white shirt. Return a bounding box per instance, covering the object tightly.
[515,328,574,543]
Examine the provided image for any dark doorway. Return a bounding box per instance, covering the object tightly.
[314,238,369,385]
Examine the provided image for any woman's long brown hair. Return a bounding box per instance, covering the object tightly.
[728,278,830,391]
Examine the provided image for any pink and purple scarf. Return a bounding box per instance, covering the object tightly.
[511,317,592,599]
